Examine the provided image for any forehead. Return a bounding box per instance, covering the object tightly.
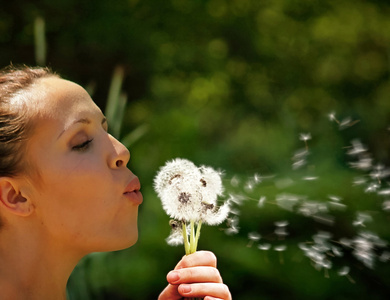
[20,77,103,147]
[32,77,101,119]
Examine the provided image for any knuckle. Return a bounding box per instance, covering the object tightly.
[204,251,217,266]
[212,268,222,282]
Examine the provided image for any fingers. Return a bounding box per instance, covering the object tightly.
[167,266,222,284]
[174,250,217,270]
[160,251,232,300]
[177,282,231,300]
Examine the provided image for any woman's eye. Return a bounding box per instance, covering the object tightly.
[72,139,93,151]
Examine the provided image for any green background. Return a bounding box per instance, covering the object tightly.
[1,0,389,299]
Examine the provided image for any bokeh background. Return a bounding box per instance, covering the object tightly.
[1,0,390,299]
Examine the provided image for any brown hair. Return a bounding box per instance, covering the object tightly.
[0,65,57,178]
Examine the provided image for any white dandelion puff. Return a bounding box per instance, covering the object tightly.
[199,165,224,205]
[154,158,230,255]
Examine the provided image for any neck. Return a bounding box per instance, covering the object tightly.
[0,221,82,300]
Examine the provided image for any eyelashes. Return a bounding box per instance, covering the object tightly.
[72,139,93,152]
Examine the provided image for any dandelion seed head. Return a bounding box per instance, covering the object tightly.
[154,158,200,197]
[202,201,230,225]
[199,165,224,204]
[166,220,186,246]
[154,158,230,224]
[178,192,191,204]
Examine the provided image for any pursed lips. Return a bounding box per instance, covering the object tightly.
[124,177,143,205]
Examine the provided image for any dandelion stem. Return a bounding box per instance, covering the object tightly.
[194,220,202,250]
[190,220,196,254]
[182,222,190,255]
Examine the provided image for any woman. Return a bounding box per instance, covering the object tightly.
[0,66,231,300]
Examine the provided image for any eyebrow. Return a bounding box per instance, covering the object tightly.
[57,117,107,140]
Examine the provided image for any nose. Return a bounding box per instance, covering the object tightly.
[108,134,130,169]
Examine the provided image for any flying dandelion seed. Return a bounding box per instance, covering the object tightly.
[152,114,389,287]
[257,196,266,208]
[258,243,271,251]
[382,200,390,211]
[328,111,339,123]
[302,176,319,181]
[299,133,311,150]
[352,212,372,227]
[247,232,261,247]
[339,117,360,130]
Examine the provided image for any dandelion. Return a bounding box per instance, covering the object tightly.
[154,158,230,255]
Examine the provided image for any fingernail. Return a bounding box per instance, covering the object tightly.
[180,284,192,294]
[167,271,180,283]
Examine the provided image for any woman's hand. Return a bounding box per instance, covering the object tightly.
[158,251,231,300]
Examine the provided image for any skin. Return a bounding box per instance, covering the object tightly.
[0,77,231,300]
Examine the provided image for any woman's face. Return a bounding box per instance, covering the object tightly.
[21,77,142,255]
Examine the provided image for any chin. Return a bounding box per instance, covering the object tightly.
[114,230,139,251]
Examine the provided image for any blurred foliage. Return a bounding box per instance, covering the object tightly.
[2,0,390,299]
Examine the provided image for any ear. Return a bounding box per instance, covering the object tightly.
[0,178,33,217]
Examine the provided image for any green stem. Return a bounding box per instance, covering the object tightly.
[186,221,202,300]
[190,220,196,254]
[182,222,190,255]
[194,220,202,251]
